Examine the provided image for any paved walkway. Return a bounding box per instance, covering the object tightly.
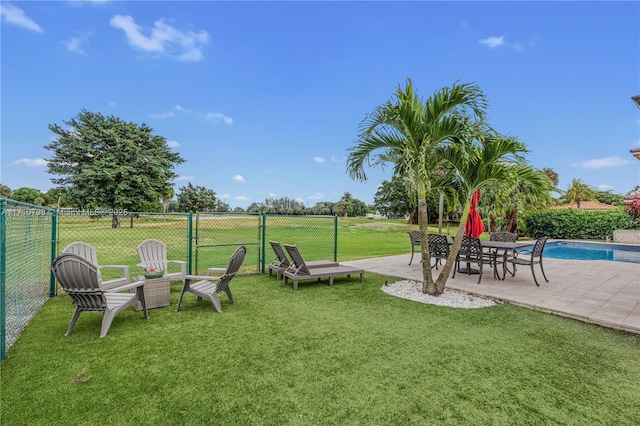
[343,254,640,334]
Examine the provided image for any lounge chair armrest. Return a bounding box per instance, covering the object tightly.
[100,264,130,280]
[104,280,145,293]
[206,267,226,276]
[168,260,187,275]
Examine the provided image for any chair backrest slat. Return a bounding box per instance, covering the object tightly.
[284,244,311,275]
[269,241,290,268]
[52,254,106,310]
[531,236,549,257]
[137,239,169,271]
[490,232,517,243]
[63,242,99,265]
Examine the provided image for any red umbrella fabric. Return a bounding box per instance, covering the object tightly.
[465,189,485,238]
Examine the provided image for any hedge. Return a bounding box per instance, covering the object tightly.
[522,208,633,240]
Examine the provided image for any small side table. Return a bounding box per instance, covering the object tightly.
[133,276,171,310]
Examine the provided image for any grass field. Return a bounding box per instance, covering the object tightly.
[2,272,639,425]
[2,217,639,424]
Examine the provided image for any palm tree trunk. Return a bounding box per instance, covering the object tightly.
[418,197,436,294]
[438,192,444,234]
[432,200,471,295]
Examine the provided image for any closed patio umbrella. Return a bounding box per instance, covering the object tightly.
[465,189,485,238]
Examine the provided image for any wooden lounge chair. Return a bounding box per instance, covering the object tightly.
[51,253,147,337]
[136,239,186,285]
[176,245,246,312]
[62,242,131,291]
[283,244,364,290]
[268,241,338,280]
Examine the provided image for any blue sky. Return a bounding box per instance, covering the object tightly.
[2,0,639,209]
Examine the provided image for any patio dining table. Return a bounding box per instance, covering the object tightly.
[448,238,533,280]
[480,240,533,280]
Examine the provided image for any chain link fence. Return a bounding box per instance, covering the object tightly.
[1,205,337,359]
[1,199,55,360]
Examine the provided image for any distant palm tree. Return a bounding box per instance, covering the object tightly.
[564,178,596,209]
[346,79,489,295]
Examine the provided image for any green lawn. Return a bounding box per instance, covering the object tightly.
[2,272,639,424]
[3,217,638,424]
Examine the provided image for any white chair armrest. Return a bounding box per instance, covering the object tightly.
[100,265,130,281]
[206,267,226,276]
[104,280,145,293]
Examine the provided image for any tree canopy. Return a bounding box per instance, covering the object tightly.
[176,183,217,212]
[45,110,184,225]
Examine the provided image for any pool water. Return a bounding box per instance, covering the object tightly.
[543,241,640,264]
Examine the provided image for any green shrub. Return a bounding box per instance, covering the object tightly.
[522,208,633,239]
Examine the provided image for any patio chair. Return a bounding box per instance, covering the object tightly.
[427,234,450,270]
[482,232,518,274]
[62,242,131,291]
[505,236,549,286]
[283,244,365,290]
[136,239,186,285]
[51,253,147,337]
[176,245,246,312]
[268,241,338,280]
[407,231,421,265]
[452,236,484,284]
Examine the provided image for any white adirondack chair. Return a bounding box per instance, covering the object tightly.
[51,253,147,337]
[62,242,131,291]
[136,239,186,285]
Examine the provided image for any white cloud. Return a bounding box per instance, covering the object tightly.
[175,175,194,181]
[108,101,116,107]
[479,36,504,48]
[268,192,276,197]
[331,156,344,163]
[313,156,326,163]
[1,3,43,32]
[307,192,324,200]
[234,195,248,201]
[572,156,632,169]
[233,175,245,182]
[63,35,90,55]
[109,14,209,62]
[175,105,189,113]
[597,184,615,190]
[14,158,47,167]
[166,140,180,148]
[205,112,233,125]
[220,193,230,199]
[149,111,175,119]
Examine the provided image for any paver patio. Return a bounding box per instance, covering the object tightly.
[344,254,640,334]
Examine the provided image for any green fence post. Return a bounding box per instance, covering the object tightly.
[0,198,7,360]
[187,211,193,275]
[333,215,338,262]
[261,213,266,273]
[49,207,58,297]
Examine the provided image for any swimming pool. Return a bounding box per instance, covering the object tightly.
[543,240,640,264]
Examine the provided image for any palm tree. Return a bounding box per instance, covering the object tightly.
[346,79,488,295]
[563,178,596,209]
[428,136,548,295]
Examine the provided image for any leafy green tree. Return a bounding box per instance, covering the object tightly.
[176,183,217,212]
[333,192,367,217]
[347,79,489,295]
[595,190,623,207]
[0,184,11,198]
[11,187,44,204]
[373,176,414,220]
[562,178,596,209]
[45,110,184,227]
[43,187,72,207]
